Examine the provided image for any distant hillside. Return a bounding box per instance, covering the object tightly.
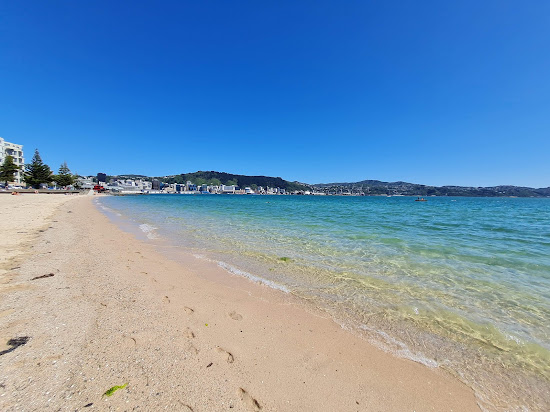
[159,171,310,192]
[313,179,550,197]
[107,172,548,197]
[110,174,148,180]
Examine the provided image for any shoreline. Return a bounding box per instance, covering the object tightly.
[98,197,550,410]
[0,194,481,411]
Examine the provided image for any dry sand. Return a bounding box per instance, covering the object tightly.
[0,194,481,411]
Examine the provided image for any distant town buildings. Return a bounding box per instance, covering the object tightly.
[73,174,297,196]
[107,178,152,193]
[152,179,161,190]
[0,137,24,184]
[77,176,95,189]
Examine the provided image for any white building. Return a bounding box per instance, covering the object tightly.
[0,137,25,184]
[108,179,152,193]
[77,176,95,189]
[220,185,237,193]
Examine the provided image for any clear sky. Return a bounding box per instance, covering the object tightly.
[1,1,549,187]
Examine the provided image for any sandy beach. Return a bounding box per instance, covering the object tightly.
[0,194,480,411]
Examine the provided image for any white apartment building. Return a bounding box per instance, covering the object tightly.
[0,137,25,184]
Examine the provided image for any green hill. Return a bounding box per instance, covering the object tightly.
[159,171,310,192]
[313,180,550,197]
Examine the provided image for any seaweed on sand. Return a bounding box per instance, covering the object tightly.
[103,383,128,397]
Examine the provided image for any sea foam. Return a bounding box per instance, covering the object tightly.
[192,254,289,293]
[139,223,159,239]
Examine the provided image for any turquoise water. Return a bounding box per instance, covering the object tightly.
[98,195,550,410]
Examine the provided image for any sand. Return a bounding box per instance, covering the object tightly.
[0,194,481,411]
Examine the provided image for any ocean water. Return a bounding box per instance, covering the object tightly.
[97,194,550,411]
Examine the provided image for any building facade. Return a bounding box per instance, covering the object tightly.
[0,137,25,184]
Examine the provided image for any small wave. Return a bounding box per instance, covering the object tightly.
[191,254,289,292]
[505,333,524,345]
[139,224,159,239]
[217,261,290,293]
[95,200,118,215]
[359,324,438,368]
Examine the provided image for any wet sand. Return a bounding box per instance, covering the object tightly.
[0,194,481,411]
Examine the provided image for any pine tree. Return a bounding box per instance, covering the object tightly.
[53,161,75,187]
[0,155,20,186]
[24,149,53,189]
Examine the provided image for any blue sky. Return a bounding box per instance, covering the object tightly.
[1,1,549,187]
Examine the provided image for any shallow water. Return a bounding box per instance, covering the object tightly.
[97,194,550,410]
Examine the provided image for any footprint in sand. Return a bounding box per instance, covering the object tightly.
[187,343,199,355]
[184,307,194,315]
[163,296,170,304]
[184,328,195,339]
[238,388,262,411]
[216,347,234,363]
[228,311,243,321]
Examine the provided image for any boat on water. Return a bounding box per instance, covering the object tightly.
[415,197,427,202]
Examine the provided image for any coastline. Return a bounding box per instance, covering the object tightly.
[0,194,480,411]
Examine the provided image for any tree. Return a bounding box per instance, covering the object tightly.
[194,177,207,186]
[24,149,53,189]
[53,162,75,187]
[0,155,20,186]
